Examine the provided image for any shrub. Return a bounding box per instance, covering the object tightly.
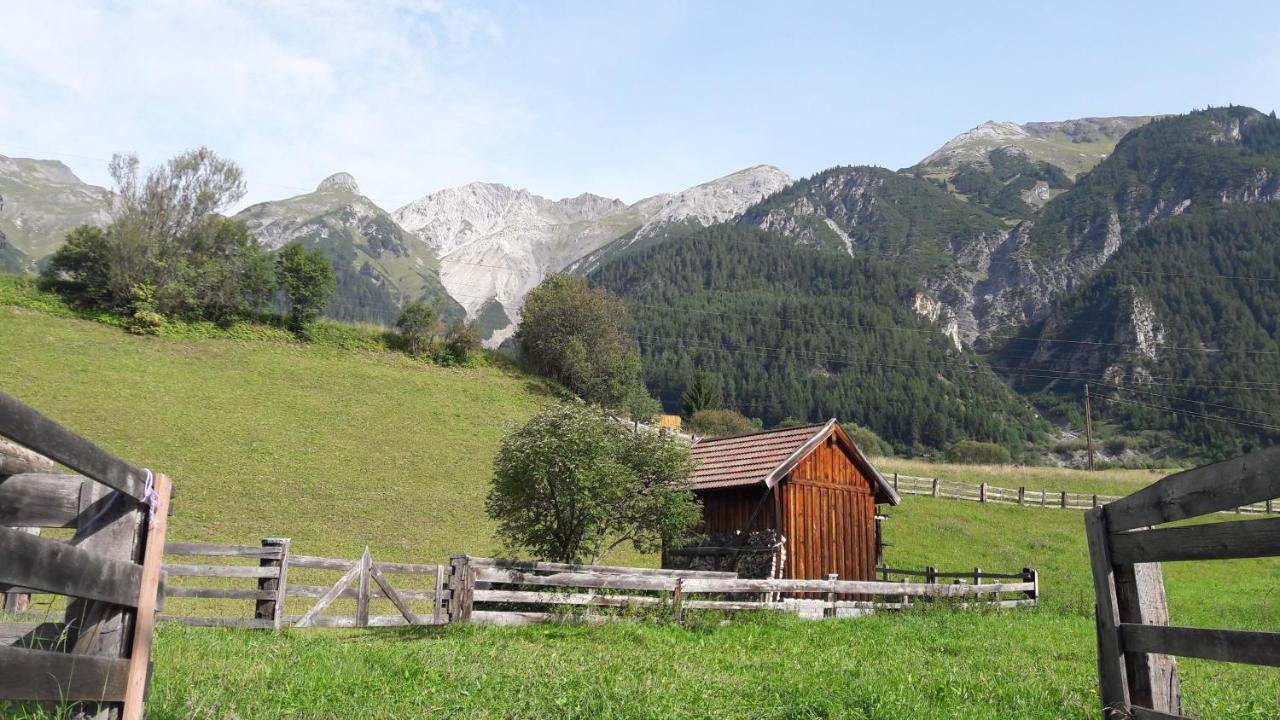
[125,284,165,335]
[439,318,483,365]
[943,440,1012,465]
[486,402,701,563]
[277,244,335,337]
[842,422,893,457]
[396,302,437,356]
[687,409,760,437]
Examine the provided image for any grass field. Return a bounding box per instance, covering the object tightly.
[2,302,1278,718]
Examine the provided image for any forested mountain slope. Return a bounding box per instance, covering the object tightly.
[999,203,1280,460]
[590,224,1048,456]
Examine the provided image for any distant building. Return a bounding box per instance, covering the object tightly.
[668,419,899,581]
[655,414,682,431]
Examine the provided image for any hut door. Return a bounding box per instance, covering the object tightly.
[783,480,876,584]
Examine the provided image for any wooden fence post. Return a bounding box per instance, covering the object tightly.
[973,567,981,585]
[1022,567,1039,604]
[893,472,898,491]
[1114,561,1181,714]
[1041,489,1047,507]
[447,555,474,623]
[1084,508,1131,717]
[980,483,987,503]
[1093,494,1100,509]
[925,566,936,584]
[932,478,939,498]
[1018,487,1025,506]
[255,538,291,631]
[826,573,838,617]
[1061,491,1068,509]
[433,564,445,625]
[356,547,372,628]
[1268,499,1275,514]
[671,577,685,624]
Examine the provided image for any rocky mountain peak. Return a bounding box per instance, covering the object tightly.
[316,172,361,195]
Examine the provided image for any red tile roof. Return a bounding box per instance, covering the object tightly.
[689,423,831,490]
[688,420,900,504]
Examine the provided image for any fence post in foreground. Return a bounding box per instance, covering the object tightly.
[448,555,474,623]
[972,567,981,585]
[255,537,291,631]
[433,564,445,625]
[925,566,936,585]
[1018,487,1025,506]
[1022,567,1038,605]
[932,478,939,497]
[356,547,372,628]
[980,483,987,503]
[1061,491,1068,509]
[826,573,838,617]
[3,527,40,612]
[1093,494,1099,509]
[893,472,899,491]
[671,577,685,624]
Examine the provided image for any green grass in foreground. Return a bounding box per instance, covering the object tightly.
[2,296,1277,718]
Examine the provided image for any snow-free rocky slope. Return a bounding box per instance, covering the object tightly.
[0,154,111,269]
[235,173,464,326]
[393,165,791,344]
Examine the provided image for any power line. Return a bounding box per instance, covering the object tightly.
[1095,394,1280,433]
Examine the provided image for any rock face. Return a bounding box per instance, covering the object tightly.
[235,173,464,326]
[395,165,791,344]
[0,154,111,263]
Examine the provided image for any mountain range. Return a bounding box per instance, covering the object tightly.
[5,106,1278,459]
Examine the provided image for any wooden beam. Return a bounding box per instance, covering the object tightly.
[1106,446,1280,532]
[0,439,54,475]
[0,392,146,501]
[0,473,88,527]
[1110,517,1280,564]
[0,621,67,650]
[122,473,171,720]
[1120,624,1280,667]
[1084,508,1131,717]
[165,542,284,559]
[370,563,421,625]
[356,547,371,627]
[1115,562,1180,715]
[0,644,129,701]
[0,525,141,606]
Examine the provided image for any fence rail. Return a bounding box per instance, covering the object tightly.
[891,473,1278,514]
[452,556,1038,625]
[1086,446,1280,719]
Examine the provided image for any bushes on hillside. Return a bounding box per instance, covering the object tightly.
[486,402,701,563]
[687,409,760,437]
[277,244,336,336]
[396,301,438,356]
[516,275,656,411]
[944,440,1012,465]
[41,148,277,323]
[842,422,893,457]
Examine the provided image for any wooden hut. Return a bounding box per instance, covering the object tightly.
[679,419,899,581]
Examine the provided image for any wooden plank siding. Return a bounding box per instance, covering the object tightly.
[780,436,877,591]
[695,485,772,535]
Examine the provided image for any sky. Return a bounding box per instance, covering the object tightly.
[2,0,1278,212]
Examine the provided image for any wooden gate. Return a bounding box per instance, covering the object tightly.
[0,391,172,720]
[1085,446,1280,718]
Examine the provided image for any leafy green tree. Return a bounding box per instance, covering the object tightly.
[440,318,483,365]
[687,408,760,437]
[624,389,663,424]
[944,440,1012,465]
[842,422,893,457]
[486,402,701,564]
[277,244,335,336]
[516,275,645,409]
[396,301,438,355]
[680,370,722,418]
[40,148,272,322]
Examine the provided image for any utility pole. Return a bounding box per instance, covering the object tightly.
[1084,383,1096,471]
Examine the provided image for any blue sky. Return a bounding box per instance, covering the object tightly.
[1,1,1277,211]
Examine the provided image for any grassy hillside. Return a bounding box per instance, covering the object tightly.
[0,304,556,561]
[2,302,1276,718]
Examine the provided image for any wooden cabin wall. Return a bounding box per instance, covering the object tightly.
[778,436,876,582]
[696,486,773,535]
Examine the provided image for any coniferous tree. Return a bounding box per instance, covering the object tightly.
[680,370,722,417]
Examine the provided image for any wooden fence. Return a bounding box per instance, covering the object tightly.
[892,473,1278,514]
[0,392,172,720]
[452,556,1038,625]
[1085,446,1280,719]
[160,540,448,629]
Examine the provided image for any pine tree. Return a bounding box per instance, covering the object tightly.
[680,370,722,418]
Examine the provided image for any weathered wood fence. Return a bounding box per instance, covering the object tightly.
[892,473,1278,514]
[0,392,172,720]
[451,556,1038,625]
[160,540,448,629]
[1086,446,1280,719]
